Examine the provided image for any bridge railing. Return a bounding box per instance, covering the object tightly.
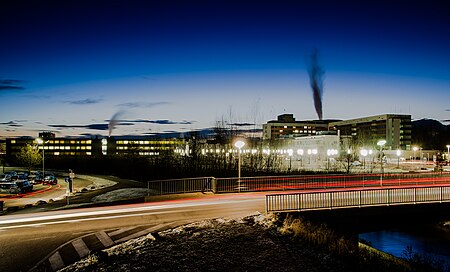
[146,172,450,195]
[147,177,215,195]
[215,172,450,193]
[266,185,450,213]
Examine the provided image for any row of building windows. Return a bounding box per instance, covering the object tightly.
[116,140,179,145]
[38,146,92,150]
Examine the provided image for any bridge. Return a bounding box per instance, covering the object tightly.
[265,184,450,212]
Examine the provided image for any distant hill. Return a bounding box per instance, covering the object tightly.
[412,119,450,150]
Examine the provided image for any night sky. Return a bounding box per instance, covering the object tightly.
[1,0,449,138]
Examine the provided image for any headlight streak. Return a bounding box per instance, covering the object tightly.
[0,198,261,229]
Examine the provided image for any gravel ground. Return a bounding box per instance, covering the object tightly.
[61,214,361,272]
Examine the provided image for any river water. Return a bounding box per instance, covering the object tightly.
[360,222,450,270]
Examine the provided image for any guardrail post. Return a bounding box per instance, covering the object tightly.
[414,187,416,204]
[329,192,332,210]
[387,189,390,206]
[359,190,361,207]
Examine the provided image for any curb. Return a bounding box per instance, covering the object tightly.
[29,221,186,272]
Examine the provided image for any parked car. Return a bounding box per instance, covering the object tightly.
[3,171,17,176]
[17,172,29,180]
[0,182,20,194]
[28,171,43,184]
[0,174,12,182]
[15,180,33,193]
[44,175,58,185]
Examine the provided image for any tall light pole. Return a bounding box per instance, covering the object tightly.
[297,149,304,167]
[36,138,48,179]
[413,146,418,162]
[447,145,450,162]
[396,149,401,168]
[234,139,245,192]
[360,149,368,170]
[287,149,293,172]
[377,140,386,186]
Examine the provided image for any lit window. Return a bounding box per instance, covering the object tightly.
[86,152,91,155]
[54,152,60,155]
[60,140,64,144]
[279,130,283,133]
[81,141,86,144]
[55,140,59,144]
[86,140,92,144]
[11,140,16,144]
[70,140,75,144]
[87,146,91,150]
[124,140,128,144]
[81,146,86,150]
[284,126,287,128]
[65,146,70,150]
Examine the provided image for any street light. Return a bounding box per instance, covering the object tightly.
[297,149,304,167]
[234,139,245,192]
[360,149,368,169]
[396,149,401,168]
[447,145,450,162]
[287,149,293,172]
[36,138,49,180]
[377,140,386,186]
[413,146,418,161]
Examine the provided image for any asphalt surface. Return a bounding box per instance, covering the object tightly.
[0,193,266,272]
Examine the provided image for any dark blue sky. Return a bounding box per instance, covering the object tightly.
[1,0,449,137]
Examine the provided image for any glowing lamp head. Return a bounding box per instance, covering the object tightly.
[377,140,386,147]
[234,140,245,150]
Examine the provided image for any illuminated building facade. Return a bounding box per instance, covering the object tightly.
[263,114,336,140]
[329,114,412,150]
[5,133,186,162]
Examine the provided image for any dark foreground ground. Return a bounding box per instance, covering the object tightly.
[60,213,430,272]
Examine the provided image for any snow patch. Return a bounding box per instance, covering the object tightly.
[91,188,148,203]
[78,175,117,190]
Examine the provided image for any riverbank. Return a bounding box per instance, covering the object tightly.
[59,213,429,272]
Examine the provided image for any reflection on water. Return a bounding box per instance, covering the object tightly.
[360,225,450,270]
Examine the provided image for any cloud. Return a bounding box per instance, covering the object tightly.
[65,98,103,105]
[48,122,134,131]
[0,79,26,91]
[116,101,170,108]
[104,118,194,125]
[229,122,255,127]
[0,121,23,127]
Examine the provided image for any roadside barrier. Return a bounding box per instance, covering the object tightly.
[146,172,450,195]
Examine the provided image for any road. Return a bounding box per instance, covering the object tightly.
[0,193,266,272]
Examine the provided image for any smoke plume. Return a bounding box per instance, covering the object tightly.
[108,110,125,136]
[307,49,325,120]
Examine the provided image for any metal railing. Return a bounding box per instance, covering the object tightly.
[147,177,215,195]
[146,172,450,195]
[266,185,450,212]
[215,172,450,193]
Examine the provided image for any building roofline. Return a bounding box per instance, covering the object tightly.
[329,114,411,126]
